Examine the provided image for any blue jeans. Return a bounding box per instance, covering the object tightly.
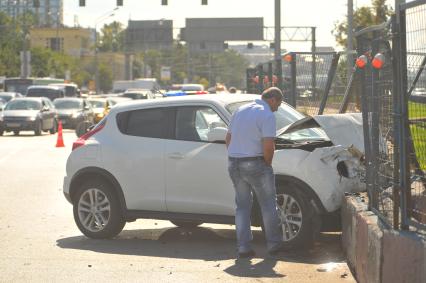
[228,157,283,253]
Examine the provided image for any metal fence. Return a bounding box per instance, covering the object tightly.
[355,0,426,232]
[247,52,361,116]
[399,0,426,230]
[356,20,399,228]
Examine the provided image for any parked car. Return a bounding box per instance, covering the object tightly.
[54,98,94,129]
[26,85,65,101]
[63,94,365,249]
[0,91,23,102]
[0,97,57,136]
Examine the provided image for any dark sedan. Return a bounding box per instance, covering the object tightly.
[53,98,94,129]
[0,97,57,136]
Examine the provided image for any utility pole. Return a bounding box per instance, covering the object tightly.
[347,0,354,81]
[274,0,281,60]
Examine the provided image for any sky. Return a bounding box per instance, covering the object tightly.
[63,0,391,51]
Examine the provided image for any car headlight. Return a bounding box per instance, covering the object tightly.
[28,116,37,121]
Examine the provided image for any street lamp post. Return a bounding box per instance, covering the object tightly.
[93,8,119,93]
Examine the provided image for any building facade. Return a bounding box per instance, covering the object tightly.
[0,0,63,27]
[30,27,93,57]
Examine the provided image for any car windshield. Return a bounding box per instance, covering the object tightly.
[54,100,82,109]
[226,100,328,141]
[0,94,13,102]
[5,100,41,110]
[88,100,105,108]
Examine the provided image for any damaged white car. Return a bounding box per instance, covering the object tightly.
[63,94,365,249]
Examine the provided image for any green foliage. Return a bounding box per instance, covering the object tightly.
[134,43,249,89]
[98,63,112,93]
[333,0,393,47]
[98,21,124,52]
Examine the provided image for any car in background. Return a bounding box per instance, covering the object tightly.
[54,98,94,129]
[26,85,65,101]
[49,83,80,97]
[0,92,23,102]
[0,97,57,136]
[0,98,6,111]
[120,89,155,100]
[165,84,208,97]
[87,98,108,123]
[63,94,365,249]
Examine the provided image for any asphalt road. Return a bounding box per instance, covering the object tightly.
[0,130,355,282]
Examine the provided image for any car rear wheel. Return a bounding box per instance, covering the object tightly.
[274,184,321,250]
[0,129,3,136]
[34,121,42,136]
[13,130,19,136]
[170,220,203,228]
[73,180,125,239]
[49,120,57,134]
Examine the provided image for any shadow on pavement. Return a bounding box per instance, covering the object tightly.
[57,226,345,266]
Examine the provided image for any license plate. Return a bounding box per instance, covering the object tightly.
[6,123,20,127]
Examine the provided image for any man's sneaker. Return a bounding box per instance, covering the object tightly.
[238,250,256,258]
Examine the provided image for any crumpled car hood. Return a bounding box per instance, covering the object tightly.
[277,113,364,152]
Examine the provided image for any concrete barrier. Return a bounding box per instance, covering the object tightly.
[341,196,426,283]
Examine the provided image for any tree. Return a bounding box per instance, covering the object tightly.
[98,63,112,93]
[333,0,392,47]
[98,21,124,52]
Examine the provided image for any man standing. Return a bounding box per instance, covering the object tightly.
[226,87,284,258]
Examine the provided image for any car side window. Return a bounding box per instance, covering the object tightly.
[175,106,227,142]
[116,108,171,139]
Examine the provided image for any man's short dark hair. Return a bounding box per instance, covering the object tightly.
[261,87,283,100]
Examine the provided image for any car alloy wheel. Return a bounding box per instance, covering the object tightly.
[276,193,303,242]
[77,188,111,233]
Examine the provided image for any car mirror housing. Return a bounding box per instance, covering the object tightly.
[207,127,228,143]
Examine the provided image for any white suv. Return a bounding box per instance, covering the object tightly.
[63,94,365,249]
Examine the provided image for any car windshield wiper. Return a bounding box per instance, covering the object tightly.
[275,137,295,144]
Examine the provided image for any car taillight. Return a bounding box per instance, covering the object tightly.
[72,121,105,151]
[195,91,208,95]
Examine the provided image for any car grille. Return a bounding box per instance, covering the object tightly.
[4,117,29,122]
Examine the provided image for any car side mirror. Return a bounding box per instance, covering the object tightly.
[42,106,50,112]
[84,105,90,110]
[207,127,228,143]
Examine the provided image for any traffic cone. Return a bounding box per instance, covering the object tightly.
[56,120,65,148]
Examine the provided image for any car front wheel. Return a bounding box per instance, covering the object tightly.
[73,180,125,239]
[49,120,57,134]
[34,121,42,136]
[275,184,321,250]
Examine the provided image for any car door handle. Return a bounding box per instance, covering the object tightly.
[168,153,184,160]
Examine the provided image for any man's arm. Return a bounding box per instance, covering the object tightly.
[263,137,275,166]
[225,132,232,149]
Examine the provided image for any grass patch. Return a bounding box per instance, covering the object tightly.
[409,102,426,119]
[410,124,426,170]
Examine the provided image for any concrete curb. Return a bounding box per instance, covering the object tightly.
[341,196,426,283]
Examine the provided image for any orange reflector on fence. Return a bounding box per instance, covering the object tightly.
[283,54,293,62]
[356,55,368,69]
[372,53,385,69]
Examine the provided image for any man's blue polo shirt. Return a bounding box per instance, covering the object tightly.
[227,99,276,158]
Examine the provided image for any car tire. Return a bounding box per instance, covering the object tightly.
[73,179,125,239]
[0,129,4,136]
[34,121,42,136]
[49,120,57,134]
[13,130,19,136]
[170,220,203,228]
[273,184,321,250]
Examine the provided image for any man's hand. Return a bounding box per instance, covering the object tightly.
[225,132,232,149]
[263,138,275,166]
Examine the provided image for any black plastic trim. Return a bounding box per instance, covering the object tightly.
[126,210,235,224]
